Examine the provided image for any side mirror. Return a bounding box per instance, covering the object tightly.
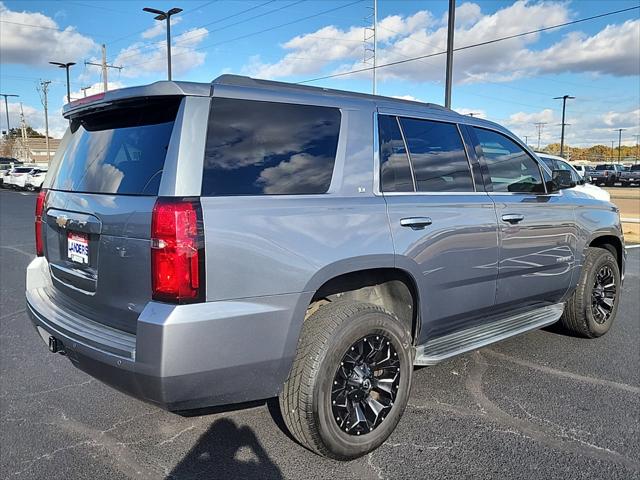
[552,170,576,190]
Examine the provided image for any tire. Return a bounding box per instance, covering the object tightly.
[279,300,413,460]
[560,247,621,338]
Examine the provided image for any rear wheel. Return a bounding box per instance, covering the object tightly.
[560,247,620,338]
[279,300,413,460]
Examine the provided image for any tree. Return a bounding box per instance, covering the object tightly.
[8,126,45,138]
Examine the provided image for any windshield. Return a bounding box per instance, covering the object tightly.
[49,97,181,195]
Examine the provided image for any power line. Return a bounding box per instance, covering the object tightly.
[298,5,640,84]
[108,0,286,64]
[124,0,366,70]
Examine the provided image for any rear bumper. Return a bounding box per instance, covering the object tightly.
[26,257,311,411]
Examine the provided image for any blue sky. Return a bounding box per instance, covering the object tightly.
[1,0,638,148]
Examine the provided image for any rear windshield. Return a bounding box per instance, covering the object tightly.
[595,164,613,170]
[14,167,34,173]
[49,97,181,195]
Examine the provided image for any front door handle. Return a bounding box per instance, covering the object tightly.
[400,217,432,230]
[501,214,525,224]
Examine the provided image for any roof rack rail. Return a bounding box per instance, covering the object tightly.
[211,74,449,111]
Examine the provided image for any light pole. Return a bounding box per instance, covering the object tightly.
[444,0,456,109]
[0,93,19,137]
[143,7,183,81]
[611,140,615,161]
[553,95,574,158]
[49,62,76,103]
[614,128,625,163]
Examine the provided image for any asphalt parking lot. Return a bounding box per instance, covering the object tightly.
[1,189,639,480]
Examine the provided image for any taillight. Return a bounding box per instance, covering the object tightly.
[35,189,46,256]
[151,198,205,303]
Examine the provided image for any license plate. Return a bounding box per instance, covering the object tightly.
[67,232,89,264]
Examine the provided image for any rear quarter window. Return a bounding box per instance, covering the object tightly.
[202,98,341,196]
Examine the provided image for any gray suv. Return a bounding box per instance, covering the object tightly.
[26,75,625,460]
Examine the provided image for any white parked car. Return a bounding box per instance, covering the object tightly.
[5,166,35,189]
[536,153,610,202]
[572,164,589,179]
[25,169,47,191]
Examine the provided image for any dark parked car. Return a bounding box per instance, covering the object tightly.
[27,76,625,459]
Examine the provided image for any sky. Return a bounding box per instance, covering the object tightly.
[0,0,639,148]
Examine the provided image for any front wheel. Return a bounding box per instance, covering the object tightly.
[560,247,621,338]
[279,301,413,460]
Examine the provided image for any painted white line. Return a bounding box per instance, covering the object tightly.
[621,217,640,224]
[625,244,640,250]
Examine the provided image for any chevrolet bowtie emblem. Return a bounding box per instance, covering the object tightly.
[56,215,69,229]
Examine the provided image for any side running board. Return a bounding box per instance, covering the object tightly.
[414,303,564,366]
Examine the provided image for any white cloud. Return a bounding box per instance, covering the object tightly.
[393,94,424,102]
[141,16,182,39]
[244,1,639,85]
[602,109,640,129]
[0,2,96,66]
[114,27,209,78]
[66,81,126,104]
[4,101,67,138]
[501,107,640,147]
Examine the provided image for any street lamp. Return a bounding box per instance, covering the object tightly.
[553,95,575,158]
[143,7,183,81]
[49,61,76,103]
[0,93,19,137]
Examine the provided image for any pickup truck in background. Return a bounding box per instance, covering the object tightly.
[590,164,625,186]
[620,164,640,186]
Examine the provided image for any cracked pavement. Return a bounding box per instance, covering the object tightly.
[1,189,639,479]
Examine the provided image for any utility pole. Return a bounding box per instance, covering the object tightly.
[373,0,377,95]
[614,128,625,163]
[553,95,574,158]
[534,122,547,150]
[84,44,122,93]
[37,81,51,163]
[143,7,183,81]
[49,61,76,103]
[81,86,92,97]
[444,0,456,109]
[0,93,19,137]
[524,135,529,145]
[611,140,615,162]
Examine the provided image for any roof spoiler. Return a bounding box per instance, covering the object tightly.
[63,81,210,119]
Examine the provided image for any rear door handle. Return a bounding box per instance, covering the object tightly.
[501,214,525,224]
[400,217,432,230]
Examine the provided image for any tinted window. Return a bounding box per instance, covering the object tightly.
[50,97,180,195]
[538,156,556,170]
[202,98,340,196]
[399,118,473,192]
[554,159,581,183]
[379,115,413,192]
[473,128,544,193]
[595,164,613,170]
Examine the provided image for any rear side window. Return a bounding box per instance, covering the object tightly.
[379,115,413,192]
[473,127,545,193]
[399,118,474,192]
[50,97,181,195]
[202,98,341,196]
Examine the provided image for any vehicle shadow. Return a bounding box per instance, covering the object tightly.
[167,416,283,480]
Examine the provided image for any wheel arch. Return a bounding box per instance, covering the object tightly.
[305,266,421,344]
[588,234,624,273]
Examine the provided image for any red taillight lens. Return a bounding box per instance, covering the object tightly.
[151,198,205,303]
[35,189,46,256]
